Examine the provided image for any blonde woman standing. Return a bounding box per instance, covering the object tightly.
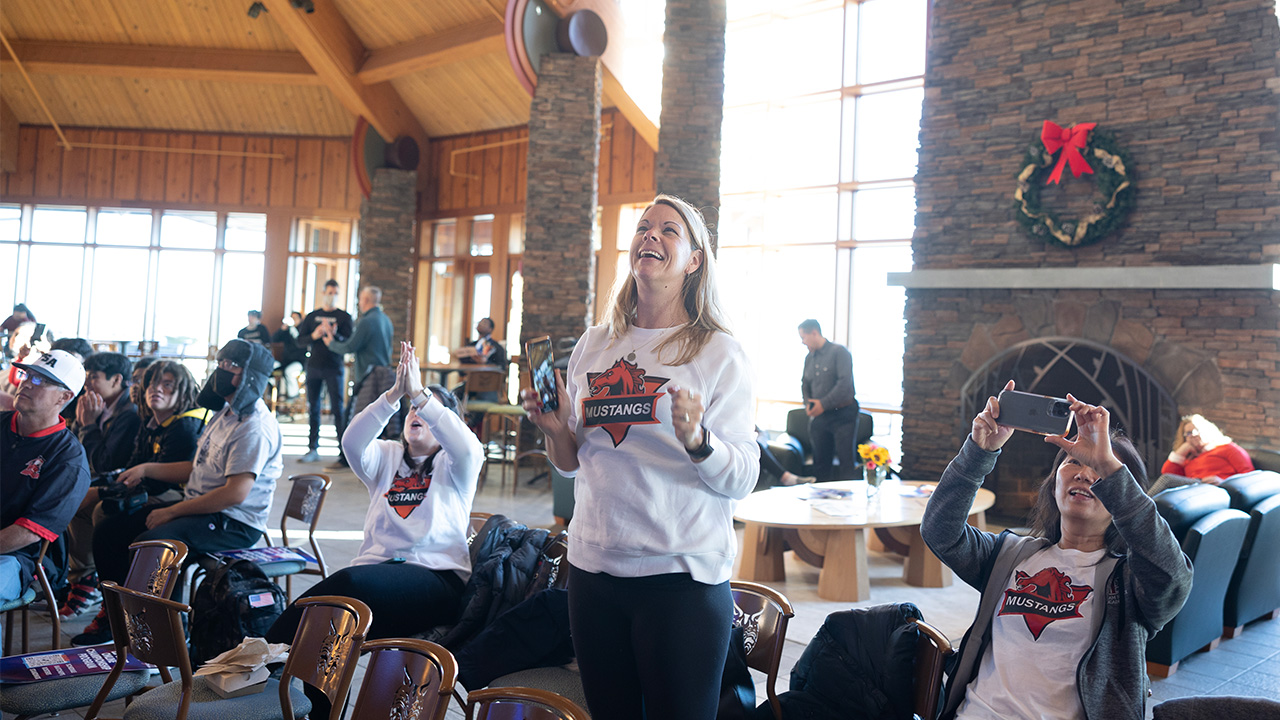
[523,195,759,719]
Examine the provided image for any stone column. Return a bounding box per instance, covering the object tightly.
[656,0,726,252]
[358,168,416,351]
[521,54,602,347]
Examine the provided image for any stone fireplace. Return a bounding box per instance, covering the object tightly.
[895,0,1280,525]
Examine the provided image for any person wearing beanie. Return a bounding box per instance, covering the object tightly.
[76,339,283,645]
[1,350,91,602]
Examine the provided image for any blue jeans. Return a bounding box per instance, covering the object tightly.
[0,554,23,602]
[306,366,346,452]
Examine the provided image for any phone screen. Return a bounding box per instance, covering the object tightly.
[525,336,558,413]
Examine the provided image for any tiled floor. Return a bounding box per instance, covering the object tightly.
[5,419,1279,718]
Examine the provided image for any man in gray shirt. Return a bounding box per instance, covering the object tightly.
[799,319,859,482]
[322,285,394,470]
[79,339,282,645]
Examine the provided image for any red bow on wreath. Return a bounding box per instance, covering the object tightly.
[1041,121,1096,185]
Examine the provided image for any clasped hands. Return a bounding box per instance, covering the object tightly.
[387,341,426,404]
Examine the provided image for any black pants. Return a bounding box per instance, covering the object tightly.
[306,365,346,452]
[810,404,858,482]
[265,562,465,720]
[92,504,262,591]
[568,565,731,720]
[757,439,789,483]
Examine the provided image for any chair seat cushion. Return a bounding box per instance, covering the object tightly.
[258,560,308,578]
[123,676,311,720]
[0,669,151,715]
[489,666,588,711]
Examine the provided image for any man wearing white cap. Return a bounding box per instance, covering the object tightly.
[0,350,91,602]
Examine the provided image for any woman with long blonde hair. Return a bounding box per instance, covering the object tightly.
[1147,414,1254,495]
[522,194,759,719]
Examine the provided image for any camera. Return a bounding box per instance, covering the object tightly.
[97,471,148,516]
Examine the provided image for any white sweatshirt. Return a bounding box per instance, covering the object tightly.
[556,324,760,584]
[341,392,484,579]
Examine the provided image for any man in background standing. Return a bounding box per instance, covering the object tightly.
[321,286,393,469]
[296,280,352,463]
[798,319,859,482]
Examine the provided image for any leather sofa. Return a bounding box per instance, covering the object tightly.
[766,407,873,481]
[1218,470,1280,637]
[1146,484,1250,677]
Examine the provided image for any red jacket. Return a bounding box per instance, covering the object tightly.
[1161,442,1254,479]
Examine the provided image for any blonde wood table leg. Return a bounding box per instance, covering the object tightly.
[818,528,870,602]
[903,524,953,588]
[738,522,785,582]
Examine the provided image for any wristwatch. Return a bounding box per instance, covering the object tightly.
[686,427,713,461]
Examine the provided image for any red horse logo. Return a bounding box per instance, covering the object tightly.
[1013,567,1079,604]
[588,359,646,397]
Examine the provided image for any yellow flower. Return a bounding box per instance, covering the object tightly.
[858,444,876,460]
[873,447,891,466]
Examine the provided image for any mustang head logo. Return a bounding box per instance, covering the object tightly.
[588,359,646,397]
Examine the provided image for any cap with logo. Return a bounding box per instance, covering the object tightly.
[14,349,86,396]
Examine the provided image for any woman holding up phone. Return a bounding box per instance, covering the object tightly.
[522,194,759,720]
[920,380,1191,720]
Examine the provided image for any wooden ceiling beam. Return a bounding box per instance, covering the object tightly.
[357,19,505,84]
[0,40,320,85]
[260,0,426,144]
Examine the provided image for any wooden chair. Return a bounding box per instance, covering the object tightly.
[464,367,508,405]
[105,594,372,720]
[0,540,59,655]
[465,686,590,720]
[188,474,332,601]
[348,638,457,720]
[912,618,954,720]
[1,540,189,720]
[730,580,795,720]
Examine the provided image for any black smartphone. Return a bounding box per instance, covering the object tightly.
[32,323,45,340]
[997,389,1074,436]
[525,335,559,413]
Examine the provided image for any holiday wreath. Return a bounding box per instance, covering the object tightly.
[1014,121,1134,248]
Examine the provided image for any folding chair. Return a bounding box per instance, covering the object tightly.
[349,638,457,720]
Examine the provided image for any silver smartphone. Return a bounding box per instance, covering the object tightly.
[996,389,1074,436]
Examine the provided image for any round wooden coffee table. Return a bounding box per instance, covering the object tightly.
[735,480,995,602]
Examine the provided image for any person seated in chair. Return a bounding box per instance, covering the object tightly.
[921,380,1192,720]
[236,310,272,346]
[60,360,208,617]
[73,352,141,477]
[77,339,282,645]
[1147,414,1255,496]
[271,312,307,401]
[1,350,90,603]
[266,341,481,716]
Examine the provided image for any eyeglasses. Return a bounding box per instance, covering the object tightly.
[18,371,68,390]
[217,359,243,372]
[1183,428,1200,438]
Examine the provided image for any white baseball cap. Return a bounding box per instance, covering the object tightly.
[14,349,86,396]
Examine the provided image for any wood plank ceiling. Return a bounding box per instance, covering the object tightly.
[0,0,534,139]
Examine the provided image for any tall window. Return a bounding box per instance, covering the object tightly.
[0,203,269,376]
[720,0,926,428]
[285,218,359,334]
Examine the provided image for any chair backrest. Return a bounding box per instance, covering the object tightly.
[125,539,189,597]
[1153,483,1231,539]
[97,581,194,720]
[279,594,373,720]
[466,368,507,403]
[282,473,332,542]
[1219,470,1280,511]
[468,511,494,547]
[349,638,458,720]
[466,686,589,720]
[912,618,954,720]
[730,580,795,720]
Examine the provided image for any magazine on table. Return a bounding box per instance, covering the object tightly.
[0,644,151,685]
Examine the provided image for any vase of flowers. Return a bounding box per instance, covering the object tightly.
[858,443,891,496]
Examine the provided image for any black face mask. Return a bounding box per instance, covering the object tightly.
[196,368,237,411]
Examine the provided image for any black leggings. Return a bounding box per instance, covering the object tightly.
[306,366,346,451]
[568,565,731,720]
[264,561,465,644]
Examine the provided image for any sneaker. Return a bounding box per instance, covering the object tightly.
[299,449,321,463]
[71,607,113,646]
[323,456,348,471]
[59,573,102,617]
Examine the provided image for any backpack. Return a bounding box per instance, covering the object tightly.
[188,559,287,666]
